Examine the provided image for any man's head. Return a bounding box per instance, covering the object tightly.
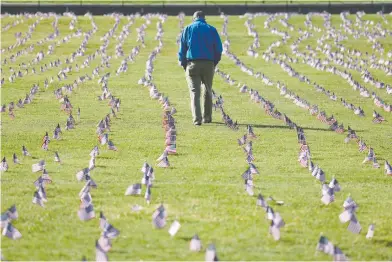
[193,11,205,21]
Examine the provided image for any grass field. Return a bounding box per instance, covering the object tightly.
[1,12,392,261]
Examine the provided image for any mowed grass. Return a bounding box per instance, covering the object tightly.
[1,13,392,261]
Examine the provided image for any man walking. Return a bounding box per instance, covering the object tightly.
[178,11,223,126]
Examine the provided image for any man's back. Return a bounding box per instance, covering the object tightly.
[178,18,222,67]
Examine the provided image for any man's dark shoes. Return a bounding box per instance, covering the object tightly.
[202,119,211,124]
[194,122,202,126]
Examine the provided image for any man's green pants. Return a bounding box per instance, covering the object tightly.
[185,60,215,125]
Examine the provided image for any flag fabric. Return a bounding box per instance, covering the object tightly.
[385,160,392,175]
[32,191,44,207]
[316,236,334,256]
[125,183,142,196]
[168,220,181,236]
[362,148,375,163]
[95,240,108,262]
[32,160,45,173]
[333,246,348,261]
[157,157,170,168]
[0,157,8,172]
[269,220,281,241]
[321,186,335,205]
[98,234,112,253]
[107,140,117,151]
[2,222,22,240]
[190,234,202,252]
[257,194,268,210]
[90,146,100,157]
[145,185,152,204]
[347,214,362,234]
[152,204,166,229]
[343,196,358,212]
[13,153,20,164]
[54,152,61,163]
[266,206,274,220]
[22,145,31,156]
[249,163,259,174]
[366,224,375,239]
[76,168,90,181]
[78,203,95,221]
[245,179,254,196]
[205,244,218,261]
[157,151,168,162]
[329,177,341,192]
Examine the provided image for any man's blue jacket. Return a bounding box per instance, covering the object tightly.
[178,18,223,68]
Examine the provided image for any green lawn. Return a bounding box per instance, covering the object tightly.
[1,13,392,261]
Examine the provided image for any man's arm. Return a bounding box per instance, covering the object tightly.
[178,27,188,70]
[213,28,223,67]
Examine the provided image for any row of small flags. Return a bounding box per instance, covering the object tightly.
[239,13,391,175]
[220,14,391,177]
[214,20,381,255]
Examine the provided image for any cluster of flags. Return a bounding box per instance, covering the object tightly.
[32,160,51,207]
[212,90,239,130]
[137,14,177,169]
[94,212,120,261]
[216,12,392,259]
[235,122,286,241]
[1,205,21,240]
[221,13,391,177]
[217,17,387,258]
[1,10,391,261]
[316,236,348,261]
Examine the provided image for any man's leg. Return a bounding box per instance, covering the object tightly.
[201,61,215,123]
[185,61,202,125]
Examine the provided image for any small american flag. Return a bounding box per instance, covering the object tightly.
[347,214,362,234]
[385,160,392,175]
[241,169,252,180]
[249,163,259,174]
[190,234,201,252]
[372,158,380,168]
[0,158,8,171]
[2,222,22,240]
[107,140,117,151]
[145,185,152,204]
[157,151,168,162]
[333,246,348,261]
[157,157,170,168]
[269,220,281,241]
[152,205,166,229]
[257,194,267,210]
[246,179,254,196]
[266,206,274,220]
[205,244,218,261]
[141,162,150,173]
[95,240,108,262]
[54,152,61,163]
[98,235,112,253]
[316,236,334,255]
[32,191,44,207]
[125,183,142,196]
[78,203,95,221]
[22,145,31,156]
[366,224,375,239]
[13,153,19,164]
[329,177,341,192]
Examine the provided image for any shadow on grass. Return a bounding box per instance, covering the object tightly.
[373,239,392,247]
[210,121,365,132]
